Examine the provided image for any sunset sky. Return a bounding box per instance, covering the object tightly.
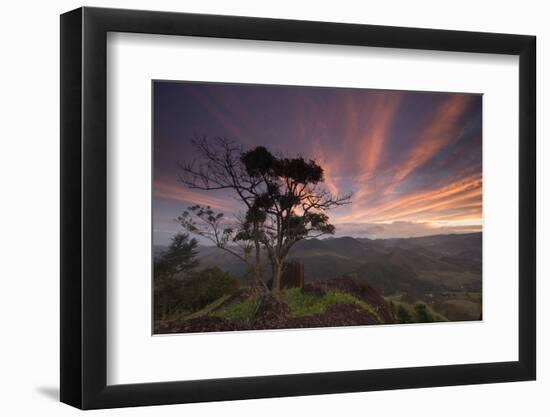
[153,81,482,246]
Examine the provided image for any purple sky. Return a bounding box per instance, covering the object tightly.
[153,81,482,245]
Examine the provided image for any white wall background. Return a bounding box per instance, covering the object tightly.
[0,0,546,415]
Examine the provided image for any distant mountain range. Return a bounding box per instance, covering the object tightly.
[155,232,482,300]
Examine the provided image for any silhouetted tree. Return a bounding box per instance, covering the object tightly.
[240,146,351,291]
[177,205,265,288]
[154,232,198,278]
[154,232,198,319]
[178,137,267,288]
[178,137,352,292]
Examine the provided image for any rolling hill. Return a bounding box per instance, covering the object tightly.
[156,232,482,322]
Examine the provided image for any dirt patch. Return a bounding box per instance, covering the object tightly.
[254,294,290,328]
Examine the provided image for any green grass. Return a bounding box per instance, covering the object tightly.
[282,288,382,323]
[175,287,385,325]
[211,298,259,325]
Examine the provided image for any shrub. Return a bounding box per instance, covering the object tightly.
[396,304,413,324]
[154,232,199,320]
[180,267,240,313]
[154,275,188,320]
[414,302,435,323]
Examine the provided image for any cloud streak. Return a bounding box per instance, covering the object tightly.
[353,92,402,202]
[383,94,474,196]
[154,180,233,210]
[153,81,482,244]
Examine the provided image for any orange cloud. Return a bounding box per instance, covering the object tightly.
[383,95,474,196]
[351,92,402,204]
[320,157,340,196]
[363,94,402,177]
[371,176,481,218]
[337,174,482,224]
[312,139,341,196]
[375,189,481,222]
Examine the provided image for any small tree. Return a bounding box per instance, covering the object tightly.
[178,137,352,293]
[154,232,199,278]
[178,137,267,287]
[177,205,267,289]
[154,232,198,320]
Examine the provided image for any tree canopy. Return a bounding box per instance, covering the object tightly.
[178,137,352,291]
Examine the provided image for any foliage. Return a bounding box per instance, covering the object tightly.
[154,256,240,321]
[393,301,447,324]
[396,304,413,324]
[239,146,349,240]
[178,137,267,286]
[154,275,188,321]
[414,302,434,323]
[154,233,199,320]
[179,267,240,313]
[178,137,352,292]
[154,232,198,278]
[282,288,381,322]
[239,146,352,291]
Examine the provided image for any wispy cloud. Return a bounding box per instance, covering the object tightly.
[382,95,474,196]
[153,83,482,244]
[353,92,402,201]
[337,174,482,224]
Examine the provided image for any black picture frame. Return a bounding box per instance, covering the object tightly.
[60,6,536,410]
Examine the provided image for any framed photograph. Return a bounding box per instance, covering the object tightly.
[60,7,536,409]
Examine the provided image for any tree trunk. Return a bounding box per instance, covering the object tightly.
[271,260,283,293]
[253,223,268,291]
[254,238,261,282]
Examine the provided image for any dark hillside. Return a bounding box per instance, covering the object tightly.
[183,233,482,321]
